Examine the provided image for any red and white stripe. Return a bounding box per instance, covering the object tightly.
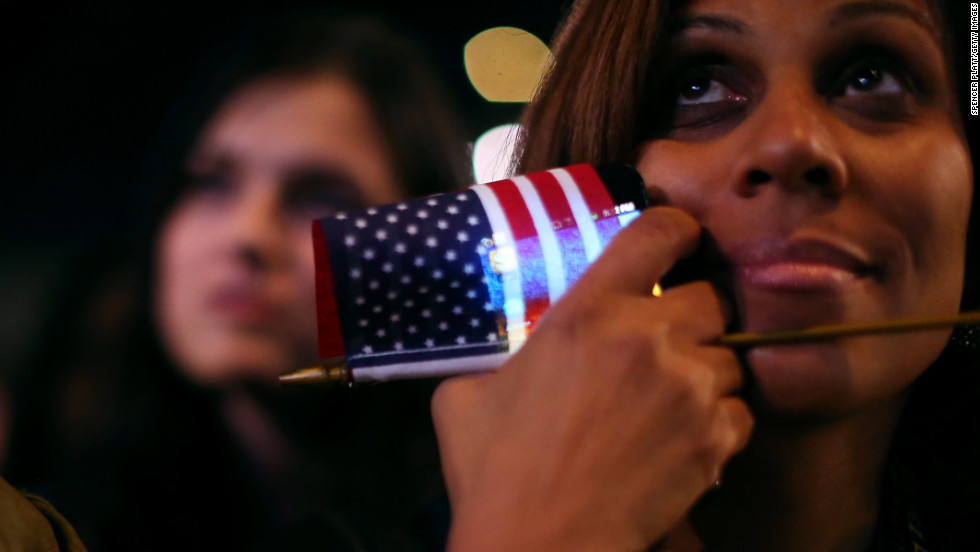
[473,164,615,352]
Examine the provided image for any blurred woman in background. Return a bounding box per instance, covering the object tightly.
[4,8,469,551]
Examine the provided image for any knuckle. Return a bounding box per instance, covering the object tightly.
[687,441,725,486]
[543,293,614,342]
[660,283,728,334]
[728,399,756,451]
[708,351,744,393]
[659,364,712,417]
[698,400,755,465]
[630,207,701,255]
[608,325,658,357]
[647,314,674,343]
[714,427,742,462]
[691,428,732,476]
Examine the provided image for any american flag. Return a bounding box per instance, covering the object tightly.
[312,164,644,383]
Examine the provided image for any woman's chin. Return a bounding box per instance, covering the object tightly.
[175,341,299,388]
[743,343,857,419]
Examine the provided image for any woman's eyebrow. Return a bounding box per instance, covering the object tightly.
[670,2,937,39]
[669,14,747,36]
[827,1,938,38]
[185,151,235,173]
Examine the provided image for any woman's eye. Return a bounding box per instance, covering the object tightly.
[284,170,367,217]
[839,62,905,97]
[829,56,919,121]
[677,74,741,105]
[666,66,749,133]
[185,170,233,196]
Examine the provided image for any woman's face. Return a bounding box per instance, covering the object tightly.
[156,74,403,385]
[635,0,972,417]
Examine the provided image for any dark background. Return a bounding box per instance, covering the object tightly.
[3,0,570,247]
[0,0,570,375]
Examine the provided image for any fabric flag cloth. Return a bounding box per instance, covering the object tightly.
[312,164,646,383]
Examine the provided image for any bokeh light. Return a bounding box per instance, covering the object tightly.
[472,123,522,184]
[464,27,552,102]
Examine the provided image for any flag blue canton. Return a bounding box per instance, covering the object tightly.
[320,190,507,369]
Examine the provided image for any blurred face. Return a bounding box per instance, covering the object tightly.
[636,0,972,417]
[156,74,403,386]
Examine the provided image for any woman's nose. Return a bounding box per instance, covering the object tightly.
[730,84,847,199]
[227,181,290,271]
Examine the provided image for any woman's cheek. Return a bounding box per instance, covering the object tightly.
[862,130,971,295]
[154,205,214,375]
[289,225,321,347]
[635,140,723,218]
[287,222,317,298]
[163,203,216,293]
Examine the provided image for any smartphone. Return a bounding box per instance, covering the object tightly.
[312,163,648,383]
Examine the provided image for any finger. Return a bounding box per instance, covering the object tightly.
[695,396,754,493]
[658,519,704,552]
[576,206,701,296]
[430,372,491,428]
[430,375,494,493]
[656,281,733,339]
[717,395,755,456]
[692,346,744,399]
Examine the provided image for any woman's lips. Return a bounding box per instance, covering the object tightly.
[737,262,860,290]
[208,284,283,325]
[729,237,877,292]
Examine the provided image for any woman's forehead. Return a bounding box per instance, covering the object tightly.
[675,0,938,29]
[666,0,946,65]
